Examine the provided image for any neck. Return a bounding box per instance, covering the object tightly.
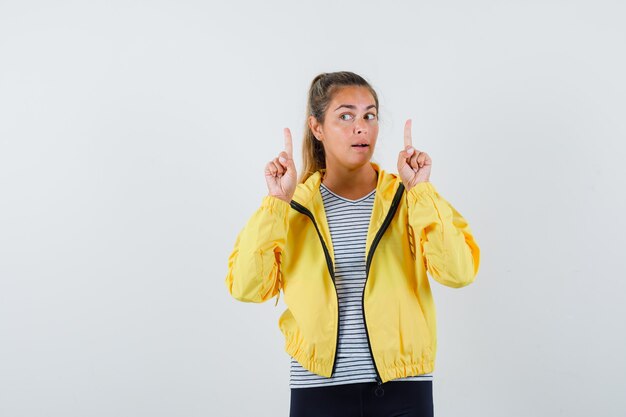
[321,162,378,200]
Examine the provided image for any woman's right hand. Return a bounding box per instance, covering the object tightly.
[265,128,297,203]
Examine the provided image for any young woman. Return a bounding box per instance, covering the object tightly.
[225,71,481,417]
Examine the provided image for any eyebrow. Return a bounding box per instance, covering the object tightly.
[333,104,377,112]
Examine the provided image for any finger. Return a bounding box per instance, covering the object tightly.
[273,158,285,175]
[266,162,277,176]
[404,119,412,150]
[284,128,293,158]
[278,151,290,168]
[409,151,419,171]
[417,152,427,167]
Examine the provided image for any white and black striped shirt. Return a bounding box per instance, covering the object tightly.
[289,183,433,388]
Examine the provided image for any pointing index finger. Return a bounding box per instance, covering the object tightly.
[283,127,293,158]
[404,119,412,149]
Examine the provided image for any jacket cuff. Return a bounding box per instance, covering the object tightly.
[406,181,437,206]
[261,195,291,217]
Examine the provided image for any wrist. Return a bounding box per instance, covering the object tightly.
[405,180,430,192]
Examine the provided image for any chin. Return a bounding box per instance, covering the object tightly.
[344,159,372,170]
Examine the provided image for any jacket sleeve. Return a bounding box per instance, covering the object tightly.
[405,181,480,288]
[225,195,290,303]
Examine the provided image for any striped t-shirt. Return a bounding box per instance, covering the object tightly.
[289,182,434,389]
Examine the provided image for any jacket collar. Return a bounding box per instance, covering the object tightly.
[291,162,403,259]
[292,162,399,207]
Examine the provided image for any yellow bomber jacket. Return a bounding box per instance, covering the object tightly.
[225,162,480,384]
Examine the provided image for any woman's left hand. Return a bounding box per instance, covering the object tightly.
[397,119,432,191]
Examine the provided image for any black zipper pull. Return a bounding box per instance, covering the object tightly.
[374,377,384,397]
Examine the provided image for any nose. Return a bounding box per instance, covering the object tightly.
[354,118,367,135]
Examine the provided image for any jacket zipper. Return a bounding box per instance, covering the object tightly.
[362,183,406,390]
[289,182,405,387]
[289,200,340,377]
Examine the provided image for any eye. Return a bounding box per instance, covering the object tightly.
[366,113,377,120]
[340,113,353,121]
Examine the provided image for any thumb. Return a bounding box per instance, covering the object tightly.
[397,149,411,168]
[279,151,295,170]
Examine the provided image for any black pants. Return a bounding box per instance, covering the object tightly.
[289,380,434,417]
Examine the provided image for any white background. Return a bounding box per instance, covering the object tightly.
[1,1,625,416]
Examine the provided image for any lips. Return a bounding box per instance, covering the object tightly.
[351,144,369,147]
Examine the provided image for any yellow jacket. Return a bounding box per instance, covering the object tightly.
[225,162,480,384]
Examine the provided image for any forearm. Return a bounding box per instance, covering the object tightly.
[225,195,290,302]
[406,182,480,288]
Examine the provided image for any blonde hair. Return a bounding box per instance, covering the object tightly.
[299,71,380,184]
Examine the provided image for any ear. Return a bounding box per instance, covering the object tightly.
[308,115,324,141]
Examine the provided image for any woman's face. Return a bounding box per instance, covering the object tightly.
[309,86,379,171]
